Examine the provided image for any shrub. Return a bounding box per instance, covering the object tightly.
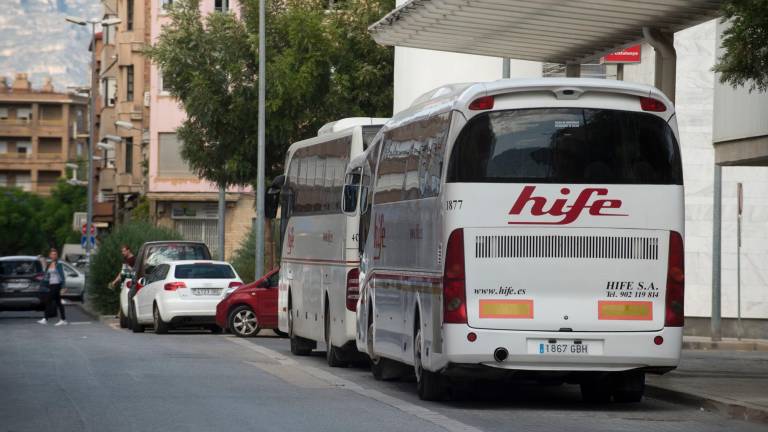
[230,229,256,284]
[88,221,182,314]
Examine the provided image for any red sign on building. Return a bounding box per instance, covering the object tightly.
[602,45,641,63]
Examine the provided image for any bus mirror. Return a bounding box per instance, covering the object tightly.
[359,186,370,215]
[342,184,359,215]
[265,175,285,219]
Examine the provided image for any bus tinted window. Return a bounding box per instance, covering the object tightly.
[447,108,682,185]
[286,135,351,216]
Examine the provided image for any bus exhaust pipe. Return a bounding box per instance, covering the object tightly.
[494,347,508,362]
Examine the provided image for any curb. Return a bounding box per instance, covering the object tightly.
[70,302,115,323]
[682,340,768,352]
[647,384,768,425]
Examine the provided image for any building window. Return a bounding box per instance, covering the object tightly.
[126,65,134,101]
[158,69,171,94]
[161,0,174,10]
[103,78,116,107]
[127,0,134,30]
[125,137,133,175]
[214,0,228,12]
[158,133,194,177]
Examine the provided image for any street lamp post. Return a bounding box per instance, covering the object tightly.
[255,0,266,279]
[66,15,121,295]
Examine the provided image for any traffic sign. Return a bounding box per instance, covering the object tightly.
[81,224,96,235]
[81,235,96,248]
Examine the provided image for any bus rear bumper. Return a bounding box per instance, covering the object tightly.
[435,325,682,374]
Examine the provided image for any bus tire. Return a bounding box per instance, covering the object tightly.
[325,302,348,367]
[414,324,448,401]
[288,300,313,356]
[612,371,645,403]
[368,322,403,381]
[580,374,612,403]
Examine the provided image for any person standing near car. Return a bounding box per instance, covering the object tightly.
[110,245,136,290]
[37,248,67,326]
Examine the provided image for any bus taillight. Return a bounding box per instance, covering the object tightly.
[346,268,360,311]
[665,231,685,327]
[444,229,467,324]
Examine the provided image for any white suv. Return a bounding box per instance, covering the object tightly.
[131,260,243,334]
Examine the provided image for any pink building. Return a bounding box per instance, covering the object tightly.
[148,0,253,259]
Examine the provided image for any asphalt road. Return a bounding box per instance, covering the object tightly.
[0,306,763,432]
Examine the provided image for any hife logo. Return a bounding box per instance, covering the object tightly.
[508,186,627,225]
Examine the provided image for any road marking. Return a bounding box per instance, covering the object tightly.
[227,337,483,432]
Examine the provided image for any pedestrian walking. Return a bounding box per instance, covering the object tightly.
[37,248,67,326]
[109,245,136,290]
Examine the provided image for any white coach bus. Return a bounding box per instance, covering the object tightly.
[276,118,388,366]
[345,79,685,401]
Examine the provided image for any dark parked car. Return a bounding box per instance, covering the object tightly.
[216,267,286,337]
[0,256,47,312]
[124,241,212,332]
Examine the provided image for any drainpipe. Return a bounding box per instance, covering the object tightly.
[643,27,676,103]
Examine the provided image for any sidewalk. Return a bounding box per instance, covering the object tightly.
[647,338,768,424]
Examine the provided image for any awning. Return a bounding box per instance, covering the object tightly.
[369,0,722,64]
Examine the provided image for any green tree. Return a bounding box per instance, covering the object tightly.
[714,0,768,92]
[0,188,46,256]
[88,221,183,313]
[146,0,394,185]
[40,179,87,249]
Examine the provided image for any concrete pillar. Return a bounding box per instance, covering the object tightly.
[643,27,677,102]
[711,164,723,341]
[565,63,581,77]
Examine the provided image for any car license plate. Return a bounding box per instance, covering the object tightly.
[7,282,27,289]
[193,288,221,296]
[528,339,603,356]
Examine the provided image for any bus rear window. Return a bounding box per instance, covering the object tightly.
[447,108,682,185]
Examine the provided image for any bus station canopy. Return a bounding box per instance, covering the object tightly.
[369,0,722,64]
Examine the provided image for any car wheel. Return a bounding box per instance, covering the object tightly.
[118,308,128,329]
[130,302,145,333]
[153,305,170,334]
[325,302,348,368]
[414,321,448,401]
[229,305,260,337]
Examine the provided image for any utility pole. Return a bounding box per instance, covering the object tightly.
[86,21,96,277]
[218,186,226,260]
[255,0,266,278]
[711,164,722,341]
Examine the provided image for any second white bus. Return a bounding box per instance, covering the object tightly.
[276,117,387,366]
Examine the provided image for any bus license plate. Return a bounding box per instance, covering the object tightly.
[528,339,602,356]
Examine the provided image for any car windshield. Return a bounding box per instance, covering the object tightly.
[174,264,236,279]
[0,260,43,277]
[144,244,210,274]
[447,108,683,185]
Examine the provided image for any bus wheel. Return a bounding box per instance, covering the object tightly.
[368,322,402,381]
[580,374,612,403]
[612,371,645,403]
[289,303,312,356]
[325,302,348,368]
[414,325,448,401]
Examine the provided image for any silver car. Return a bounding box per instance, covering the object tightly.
[59,261,85,302]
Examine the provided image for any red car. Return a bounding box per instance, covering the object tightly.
[216,268,286,337]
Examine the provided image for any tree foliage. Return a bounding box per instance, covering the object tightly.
[88,221,182,314]
[0,180,85,256]
[146,0,394,186]
[714,0,768,92]
[0,188,46,255]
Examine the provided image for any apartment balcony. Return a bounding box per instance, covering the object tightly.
[98,167,116,191]
[93,201,115,223]
[116,172,143,194]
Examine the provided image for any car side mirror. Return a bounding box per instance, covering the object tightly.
[359,186,370,215]
[342,184,359,215]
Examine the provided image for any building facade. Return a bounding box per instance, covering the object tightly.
[148,0,253,259]
[0,73,88,195]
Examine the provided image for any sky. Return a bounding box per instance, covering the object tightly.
[0,0,101,91]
